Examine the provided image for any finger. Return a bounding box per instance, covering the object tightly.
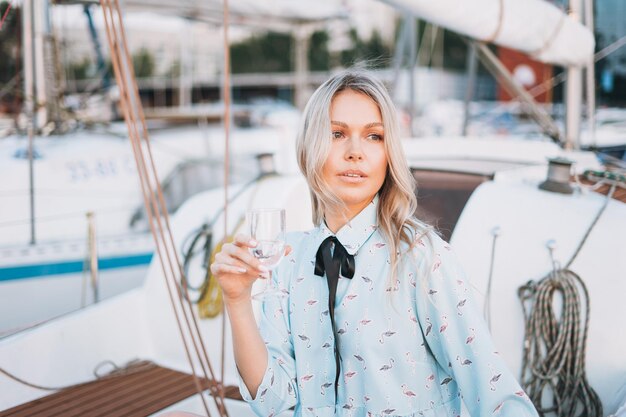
[211,262,247,275]
[215,253,267,278]
[225,244,267,271]
[285,245,292,257]
[232,234,257,248]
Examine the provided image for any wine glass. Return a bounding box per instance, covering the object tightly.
[248,208,286,300]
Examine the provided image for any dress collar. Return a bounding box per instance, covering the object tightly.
[315,195,379,256]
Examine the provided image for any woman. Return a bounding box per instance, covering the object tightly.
[211,70,538,417]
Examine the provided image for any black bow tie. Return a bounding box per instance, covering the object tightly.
[314,235,355,397]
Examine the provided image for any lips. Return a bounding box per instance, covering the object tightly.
[338,170,367,178]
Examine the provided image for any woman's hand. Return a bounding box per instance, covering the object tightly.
[210,234,291,304]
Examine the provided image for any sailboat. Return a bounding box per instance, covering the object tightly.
[1,0,625,416]
[0,1,301,335]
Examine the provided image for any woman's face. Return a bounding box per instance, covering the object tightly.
[322,89,388,216]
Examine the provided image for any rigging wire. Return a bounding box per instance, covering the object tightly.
[0,2,12,31]
[220,0,231,410]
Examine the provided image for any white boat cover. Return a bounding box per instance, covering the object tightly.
[60,0,591,66]
[380,0,594,67]
[118,0,347,25]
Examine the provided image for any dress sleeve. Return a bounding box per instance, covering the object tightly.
[414,233,538,416]
[237,271,298,416]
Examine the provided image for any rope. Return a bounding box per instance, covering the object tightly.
[565,184,616,269]
[0,359,157,392]
[529,12,567,60]
[99,1,227,415]
[516,185,616,417]
[181,174,266,306]
[483,0,504,43]
[0,3,12,31]
[518,270,602,417]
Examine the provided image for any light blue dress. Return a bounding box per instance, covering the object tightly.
[238,197,538,417]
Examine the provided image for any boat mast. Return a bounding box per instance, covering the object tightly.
[584,0,596,148]
[22,0,37,245]
[565,0,584,150]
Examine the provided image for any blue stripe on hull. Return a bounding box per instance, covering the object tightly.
[0,253,153,281]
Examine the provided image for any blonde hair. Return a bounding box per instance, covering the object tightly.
[296,69,432,285]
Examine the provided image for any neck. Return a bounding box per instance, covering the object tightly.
[324,199,372,233]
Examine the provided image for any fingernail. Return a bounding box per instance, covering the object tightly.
[238,267,247,273]
[258,265,269,272]
[249,239,258,246]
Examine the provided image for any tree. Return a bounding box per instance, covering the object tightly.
[132,48,155,78]
[66,57,94,80]
[231,32,292,73]
[0,1,21,111]
[309,30,330,71]
[340,29,392,68]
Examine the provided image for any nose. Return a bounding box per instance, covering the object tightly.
[345,135,363,161]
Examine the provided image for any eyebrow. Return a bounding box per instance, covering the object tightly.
[331,121,384,129]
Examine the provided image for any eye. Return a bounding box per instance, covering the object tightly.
[367,133,383,141]
[332,131,344,140]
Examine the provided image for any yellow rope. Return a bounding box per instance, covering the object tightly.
[197,215,245,319]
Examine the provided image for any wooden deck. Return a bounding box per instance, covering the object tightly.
[1,361,242,417]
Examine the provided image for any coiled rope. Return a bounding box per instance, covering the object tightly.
[181,173,268,317]
[517,182,617,417]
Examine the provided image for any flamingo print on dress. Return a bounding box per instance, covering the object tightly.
[241,210,540,417]
[367,242,382,256]
[320,381,333,395]
[439,315,449,333]
[258,387,268,403]
[405,351,417,375]
[379,318,396,344]
[297,334,311,348]
[440,376,454,398]
[408,272,416,288]
[379,329,396,344]
[304,288,318,312]
[489,373,502,391]
[319,309,330,324]
[353,354,366,370]
[424,316,433,337]
[342,397,356,417]
[379,358,394,371]
[380,395,396,416]
[456,355,473,366]
[360,275,374,291]
[432,253,442,272]
[342,293,358,306]
[401,384,417,407]
[487,363,502,391]
[356,307,372,332]
[425,373,435,390]
[298,363,315,390]
[456,298,467,316]
[466,327,476,344]
[407,308,419,336]
[344,369,358,384]
[297,320,311,348]
[337,321,349,336]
